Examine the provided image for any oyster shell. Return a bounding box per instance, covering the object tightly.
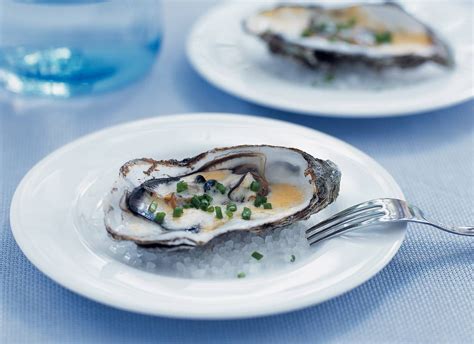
[104,145,341,249]
[243,2,453,69]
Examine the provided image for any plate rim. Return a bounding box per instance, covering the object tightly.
[10,113,406,319]
[186,2,473,118]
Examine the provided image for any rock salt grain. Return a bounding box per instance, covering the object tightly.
[104,223,313,279]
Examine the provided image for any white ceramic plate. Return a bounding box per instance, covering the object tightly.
[11,114,406,319]
[187,1,473,117]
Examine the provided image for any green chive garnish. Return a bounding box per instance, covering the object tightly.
[207,206,215,213]
[242,207,251,220]
[290,254,296,263]
[215,206,223,219]
[251,251,263,260]
[191,195,201,209]
[226,210,234,218]
[263,202,272,209]
[173,207,183,218]
[315,23,327,33]
[200,199,209,211]
[250,180,261,192]
[301,27,313,37]
[148,200,158,213]
[374,31,392,44]
[202,193,213,203]
[254,195,267,207]
[176,180,188,193]
[336,17,356,30]
[154,212,166,224]
[216,182,226,194]
[237,272,246,278]
[226,203,237,212]
[325,73,335,83]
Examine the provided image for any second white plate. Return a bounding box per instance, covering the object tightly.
[187,1,473,117]
[11,114,405,319]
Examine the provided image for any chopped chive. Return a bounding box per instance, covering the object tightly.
[226,203,237,212]
[200,199,209,211]
[301,27,313,37]
[176,180,188,193]
[216,182,226,194]
[183,204,191,209]
[290,254,296,263]
[148,200,158,213]
[254,195,267,207]
[202,193,213,203]
[250,180,261,192]
[325,73,335,83]
[154,212,166,224]
[374,31,392,44]
[215,206,223,219]
[226,210,234,218]
[315,23,327,33]
[207,206,215,213]
[336,17,357,30]
[237,272,246,278]
[251,251,264,260]
[191,195,201,209]
[242,207,251,220]
[263,202,272,209]
[173,207,183,218]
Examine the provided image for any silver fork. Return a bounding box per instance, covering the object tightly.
[306,198,474,246]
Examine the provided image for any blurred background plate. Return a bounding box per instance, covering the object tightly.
[187,0,473,117]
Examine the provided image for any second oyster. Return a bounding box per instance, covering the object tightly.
[243,2,453,69]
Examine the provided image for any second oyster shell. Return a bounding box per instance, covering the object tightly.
[243,2,453,69]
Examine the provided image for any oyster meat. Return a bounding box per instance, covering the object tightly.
[243,2,453,69]
[104,145,341,249]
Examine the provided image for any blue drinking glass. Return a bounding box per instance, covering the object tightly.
[0,0,162,97]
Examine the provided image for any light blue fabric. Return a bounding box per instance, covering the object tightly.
[1,1,473,343]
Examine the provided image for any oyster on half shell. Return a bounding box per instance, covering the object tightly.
[243,2,453,69]
[104,145,341,249]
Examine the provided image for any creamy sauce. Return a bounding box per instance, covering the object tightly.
[203,183,304,232]
[268,183,304,209]
[199,170,230,181]
[203,219,226,233]
[392,32,431,46]
[159,180,305,233]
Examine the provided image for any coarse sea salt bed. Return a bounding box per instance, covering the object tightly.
[75,167,316,280]
[102,222,312,279]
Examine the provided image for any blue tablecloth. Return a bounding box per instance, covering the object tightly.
[1,1,473,343]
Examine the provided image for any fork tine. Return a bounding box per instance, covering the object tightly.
[307,212,385,246]
[305,202,382,238]
[306,207,383,241]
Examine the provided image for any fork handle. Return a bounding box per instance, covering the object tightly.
[409,205,474,236]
